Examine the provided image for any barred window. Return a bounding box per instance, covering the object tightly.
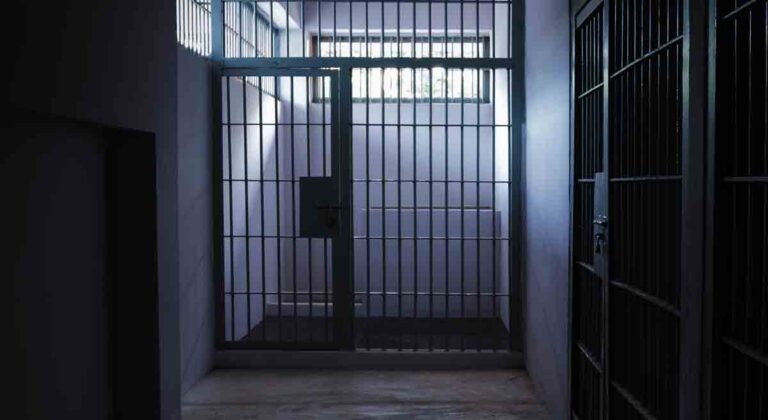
[177,0,212,56]
[312,35,491,103]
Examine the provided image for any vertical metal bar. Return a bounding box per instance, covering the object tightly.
[460,0,464,59]
[179,0,183,51]
[475,0,481,352]
[426,0,434,344]
[333,69,354,349]
[212,0,223,59]
[491,64,497,351]
[381,0,384,57]
[444,13,450,351]
[275,73,283,342]
[680,0,708,416]
[239,1,243,57]
[380,66,387,351]
[397,0,403,353]
[507,0,516,354]
[242,76,253,335]
[409,0,414,60]
[200,1,203,54]
[258,75,267,342]
[305,73,314,342]
[301,0,306,58]
[286,0,290,57]
[190,0,194,52]
[254,2,260,58]
[506,0,514,353]
[365,1,372,350]
[269,0,275,58]
[332,0,337,57]
[291,75,299,342]
[188,2,192,52]
[322,72,330,342]
[318,0,322,58]
[444,0,447,60]
[226,77,236,341]
[429,68,435,352]
[412,64,418,351]
[460,62,465,352]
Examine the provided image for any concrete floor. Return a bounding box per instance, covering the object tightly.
[183,369,549,419]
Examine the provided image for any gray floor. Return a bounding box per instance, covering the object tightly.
[183,369,549,419]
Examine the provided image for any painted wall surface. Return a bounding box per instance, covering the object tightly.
[524,0,571,418]
[177,46,215,394]
[7,1,179,418]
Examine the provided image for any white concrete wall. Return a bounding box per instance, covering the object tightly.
[524,0,571,418]
[178,46,216,394]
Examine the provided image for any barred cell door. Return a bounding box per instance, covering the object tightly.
[571,0,703,418]
[217,68,355,349]
[572,3,606,417]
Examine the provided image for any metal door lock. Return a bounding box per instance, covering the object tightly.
[317,204,342,231]
[300,177,340,238]
[593,215,608,255]
[594,232,606,254]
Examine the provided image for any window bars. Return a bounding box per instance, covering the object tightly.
[177,0,212,55]
[311,35,491,102]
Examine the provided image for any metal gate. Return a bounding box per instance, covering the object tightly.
[217,68,347,349]
[214,0,522,352]
[571,0,701,418]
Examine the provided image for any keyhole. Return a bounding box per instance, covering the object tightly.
[594,233,605,254]
[325,213,336,229]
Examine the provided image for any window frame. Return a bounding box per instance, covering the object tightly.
[309,34,492,104]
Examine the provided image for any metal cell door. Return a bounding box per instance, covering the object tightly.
[572,3,607,418]
[217,68,354,349]
[571,0,695,418]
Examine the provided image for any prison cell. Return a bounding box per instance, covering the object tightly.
[712,0,768,418]
[214,0,521,352]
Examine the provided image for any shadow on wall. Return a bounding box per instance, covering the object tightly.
[3,110,160,419]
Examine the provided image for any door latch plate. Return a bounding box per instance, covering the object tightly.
[300,177,339,238]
